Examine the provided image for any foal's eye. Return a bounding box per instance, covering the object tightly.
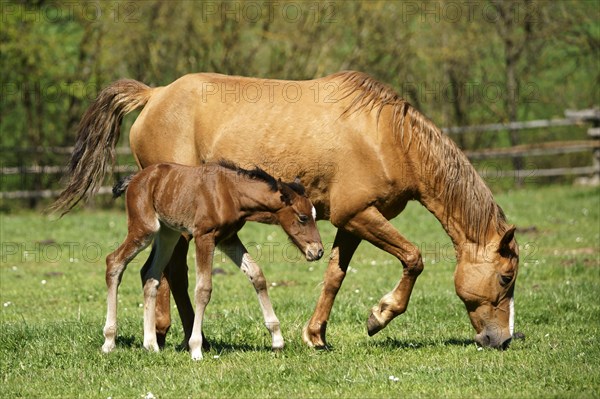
[298,214,309,224]
[500,274,513,286]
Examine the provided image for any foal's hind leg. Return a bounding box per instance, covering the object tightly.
[220,234,284,350]
[140,226,182,352]
[102,232,154,353]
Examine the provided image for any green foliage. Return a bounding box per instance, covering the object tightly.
[0,0,598,203]
[1,184,599,397]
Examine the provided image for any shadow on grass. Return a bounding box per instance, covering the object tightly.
[115,335,137,348]
[368,336,474,350]
[172,337,270,354]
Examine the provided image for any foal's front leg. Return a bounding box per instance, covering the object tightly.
[189,234,215,360]
[220,234,284,350]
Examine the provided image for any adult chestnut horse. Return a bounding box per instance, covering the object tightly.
[52,71,519,349]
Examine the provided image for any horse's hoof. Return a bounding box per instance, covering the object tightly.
[367,312,385,336]
[302,322,327,349]
[156,332,167,349]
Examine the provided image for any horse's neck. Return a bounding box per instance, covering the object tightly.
[402,120,502,249]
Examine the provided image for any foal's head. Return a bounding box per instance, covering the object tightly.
[219,160,324,262]
[275,178,324,262]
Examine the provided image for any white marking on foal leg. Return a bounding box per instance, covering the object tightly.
[102,279,119,353]
[509,297,515,336]
[311,206,317,221]
[241,253,284,349]
[143,278,160,352]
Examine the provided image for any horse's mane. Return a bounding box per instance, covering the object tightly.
[217,160,306,195]
[334,71,507,241]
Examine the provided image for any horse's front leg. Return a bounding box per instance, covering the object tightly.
[343,206,424,336]
[219,234,284,350]
[188,235,214,361]
[141,227,181,352]
[303,229,361,348]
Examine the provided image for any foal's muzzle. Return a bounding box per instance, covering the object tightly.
[306,243,324,261]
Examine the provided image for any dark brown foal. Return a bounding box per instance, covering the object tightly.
[101,161,323,360]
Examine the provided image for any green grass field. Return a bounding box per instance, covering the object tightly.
[1,184,598,398]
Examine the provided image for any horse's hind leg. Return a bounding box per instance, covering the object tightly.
[343,206,424,336]
[102,232,154,353]
[220,234,284,350]
[163,236,209,351]
[141,226,182,352]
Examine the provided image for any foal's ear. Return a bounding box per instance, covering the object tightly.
[279,183,293,205]
[497,225,517,257]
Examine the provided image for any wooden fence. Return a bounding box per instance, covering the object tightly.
[1,108,599,200]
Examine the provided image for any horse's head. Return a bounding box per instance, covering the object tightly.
[454,226,519,349]
[275,178,324,262]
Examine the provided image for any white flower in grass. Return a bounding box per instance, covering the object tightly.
[3,301,12,307]
[41,280,47,285]
[388,375,399,382]
[144,392,156,399]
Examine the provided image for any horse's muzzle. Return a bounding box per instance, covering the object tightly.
[475,329,513,350]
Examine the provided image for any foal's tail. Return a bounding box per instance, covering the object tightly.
[112,174,135,198]
[48,79,153,216]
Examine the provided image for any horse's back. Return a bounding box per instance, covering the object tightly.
[129,72,410,221]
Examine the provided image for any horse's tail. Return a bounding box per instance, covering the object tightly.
[48,79,153,216]
[112,174,135,199]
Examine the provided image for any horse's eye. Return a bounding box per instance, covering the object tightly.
[500,274,513,286]
[298,214,309,224]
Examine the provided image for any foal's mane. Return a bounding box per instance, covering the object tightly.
[334,71,508,241]
[217,160,306,195]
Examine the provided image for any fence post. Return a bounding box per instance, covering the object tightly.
[589,127,600,185]
[566,108,600,186]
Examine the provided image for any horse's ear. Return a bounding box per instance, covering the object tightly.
[498,225,517,256]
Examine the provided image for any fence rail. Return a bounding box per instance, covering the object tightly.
[2,108,598,200]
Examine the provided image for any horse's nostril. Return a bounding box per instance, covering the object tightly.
[317,249,324,259]
[501,337,512,350]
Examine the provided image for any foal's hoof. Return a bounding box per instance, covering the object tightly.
[143,341,160,353]
[101,342,115,354]
[367,312,385,336]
